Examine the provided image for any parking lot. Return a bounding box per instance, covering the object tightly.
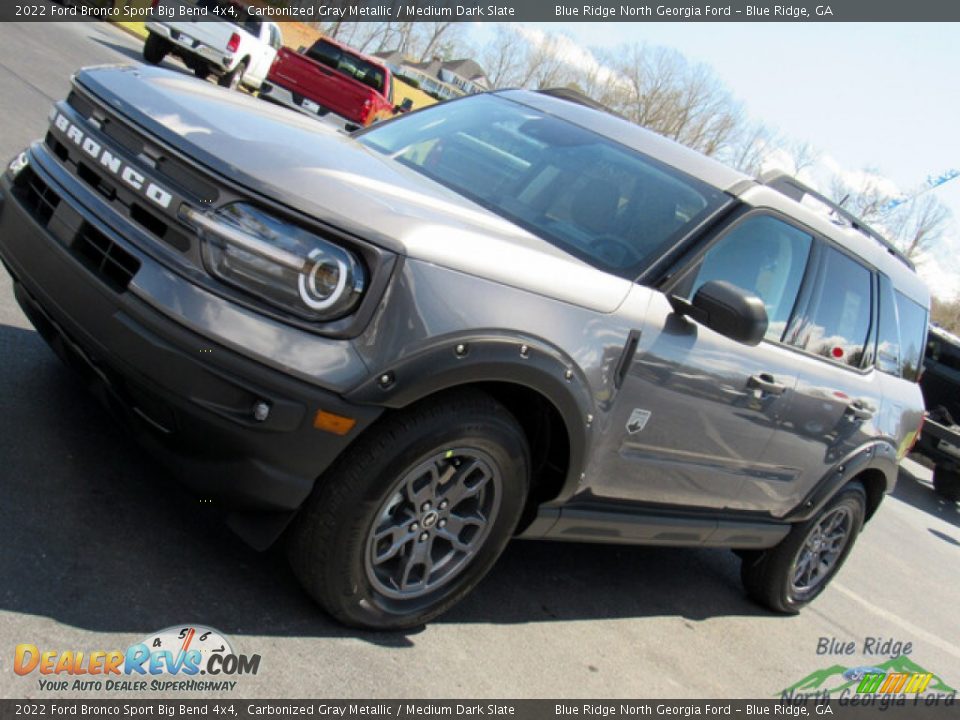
[0,16,958,700]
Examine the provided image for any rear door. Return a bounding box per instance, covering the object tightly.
[736,244,884,515]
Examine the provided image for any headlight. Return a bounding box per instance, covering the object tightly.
[181,203,365,321]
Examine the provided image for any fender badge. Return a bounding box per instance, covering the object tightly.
[626,408,652,434]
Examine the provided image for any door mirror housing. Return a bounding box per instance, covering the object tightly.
[669,280,768,346]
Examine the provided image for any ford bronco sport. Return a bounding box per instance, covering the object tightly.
[0,65,928,629]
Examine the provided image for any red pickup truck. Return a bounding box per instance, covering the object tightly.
[260,37,407,127]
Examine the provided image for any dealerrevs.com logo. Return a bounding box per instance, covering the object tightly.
[14,625,260,693]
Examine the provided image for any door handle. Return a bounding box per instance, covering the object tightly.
[747,373,786,396]
[845,401,874,421]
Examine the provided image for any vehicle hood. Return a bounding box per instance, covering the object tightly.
[76,65,632,313]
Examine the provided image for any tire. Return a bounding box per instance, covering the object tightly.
[933,467,960,502]
[219,60,247,90]
[142,33,168,65]
[287,389,530,630]
[193,64,211,81]
[741,482,866,614]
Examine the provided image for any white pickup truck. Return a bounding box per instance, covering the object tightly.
[143,0,282,91]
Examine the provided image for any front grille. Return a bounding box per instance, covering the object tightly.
[44,133,191,254]
[12,166,61,226]
[67,91,219,203]
[72,222,141,291]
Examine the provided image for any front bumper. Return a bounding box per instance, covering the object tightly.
[0,150,382,544]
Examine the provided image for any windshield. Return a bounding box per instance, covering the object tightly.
[358,94,726,278]
[307,41,387,96]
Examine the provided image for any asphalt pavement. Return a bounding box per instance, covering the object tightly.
[0,14,958,701]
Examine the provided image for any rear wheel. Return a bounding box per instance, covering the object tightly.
[193,63,211,81]
[142,33,169,65]
[933,467,960,502]
[219,60,247,90]
[287,390,530,629]
[741,483,866,613]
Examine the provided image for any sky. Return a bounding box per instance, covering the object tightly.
[471,22,960,300]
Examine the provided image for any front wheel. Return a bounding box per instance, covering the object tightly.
[741,482,866,613]
[287,390,530,629]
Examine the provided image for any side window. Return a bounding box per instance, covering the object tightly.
[270,26,283,51]
[688,215,812,342]
[788,247,872,368]
[894,291,928,381]
[876,274,901,376]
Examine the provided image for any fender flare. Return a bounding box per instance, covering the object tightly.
[344,332,595,504]
[783,440,899,523]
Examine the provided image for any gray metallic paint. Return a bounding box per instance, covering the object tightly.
[16,65,926,542]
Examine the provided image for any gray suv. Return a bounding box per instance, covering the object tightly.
[0,66,928,629]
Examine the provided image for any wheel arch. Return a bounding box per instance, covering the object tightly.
[784,441,899,525]
[344,334,596,524]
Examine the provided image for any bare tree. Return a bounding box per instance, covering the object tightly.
[790,141,819,176]
[599,43,742,157]
[515,33,577,89]
[932,297,960,334]
[416,22,461,61]
[829,172,891,224]
[725,120,779,176]
[478,26,527,88]
[889,194,951,260]
[829,174,953,260]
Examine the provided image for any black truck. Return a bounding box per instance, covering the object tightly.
[916,324,960,501]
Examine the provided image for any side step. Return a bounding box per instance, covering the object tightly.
[528,505,790,549]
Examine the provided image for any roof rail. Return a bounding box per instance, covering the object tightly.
[759,171,915,271]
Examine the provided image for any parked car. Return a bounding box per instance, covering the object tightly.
[915,325,960,500]
[0,65,929,629]
[143,0,282,91]
[260,37,406,127]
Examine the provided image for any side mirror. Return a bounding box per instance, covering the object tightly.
[394,98,414,114]
[669,280,768,346]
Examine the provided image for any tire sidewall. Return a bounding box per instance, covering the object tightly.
[314,406,528,628]
[774,484,867,611]
[228,62,247,90]
[143,34,166,65]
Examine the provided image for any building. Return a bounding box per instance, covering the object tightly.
[373,51,490,101]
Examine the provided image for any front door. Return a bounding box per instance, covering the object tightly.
[585,213,816,511]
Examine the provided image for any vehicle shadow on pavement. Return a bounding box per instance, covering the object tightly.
[445,541,766,626]
[892,460,960,529]
[89,37,148,66]
[0,322,766,644]
[89,37,195,83]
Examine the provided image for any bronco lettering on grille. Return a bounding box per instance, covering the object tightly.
[52,113,173,210]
